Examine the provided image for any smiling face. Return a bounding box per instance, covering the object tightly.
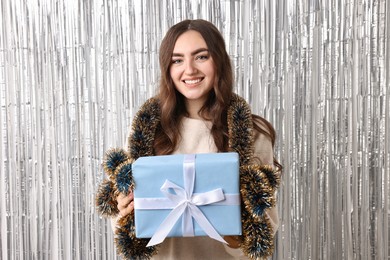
[169,30,216,111]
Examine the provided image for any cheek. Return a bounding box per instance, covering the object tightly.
[169,68,181,90]
[209,67,217,84]
[169,67,174,80]
[207,62,217,79]
[169,66,179,81]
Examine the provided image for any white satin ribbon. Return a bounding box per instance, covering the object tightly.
[144,154,230,247]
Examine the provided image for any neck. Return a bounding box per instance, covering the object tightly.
[185,99,206,119]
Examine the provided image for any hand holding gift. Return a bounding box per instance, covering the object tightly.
[95,148,158,259]
[117,191,134,217]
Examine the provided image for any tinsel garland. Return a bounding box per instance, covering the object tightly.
[95,94,280,259]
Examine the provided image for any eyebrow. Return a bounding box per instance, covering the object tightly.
[172,48,209,57]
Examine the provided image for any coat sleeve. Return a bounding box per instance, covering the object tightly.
[223,119,280,259]
[251,118,279,235]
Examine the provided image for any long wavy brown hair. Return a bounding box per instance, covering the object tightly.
[154,19,282,171]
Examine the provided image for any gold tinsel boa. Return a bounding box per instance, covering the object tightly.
[95,94,280,259]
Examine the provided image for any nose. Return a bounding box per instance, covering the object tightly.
[184,61,197,75]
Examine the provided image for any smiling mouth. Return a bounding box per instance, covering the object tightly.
[183,78,203,85]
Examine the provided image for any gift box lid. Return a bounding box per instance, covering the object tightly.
[133,152,240,196]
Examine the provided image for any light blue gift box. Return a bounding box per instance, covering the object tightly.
[132,152,242,242]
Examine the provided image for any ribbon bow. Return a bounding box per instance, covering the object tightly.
[146,154,228,247]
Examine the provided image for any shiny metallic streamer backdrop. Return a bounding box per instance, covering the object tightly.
[0,0,389,259]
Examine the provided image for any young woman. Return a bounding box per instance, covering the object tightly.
[96,19,281,260]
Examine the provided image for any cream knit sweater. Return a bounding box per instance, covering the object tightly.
[112,117,279,260]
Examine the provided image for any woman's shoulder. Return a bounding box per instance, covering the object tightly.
[229,94,274,141]
[251,114,275,165]
[252,115,274,141]
[137,96,160,112]
[132,97,161,122]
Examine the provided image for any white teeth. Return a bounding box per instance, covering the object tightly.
[184,78,202,84]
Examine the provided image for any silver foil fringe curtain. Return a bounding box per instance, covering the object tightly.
[1,0,389,259]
